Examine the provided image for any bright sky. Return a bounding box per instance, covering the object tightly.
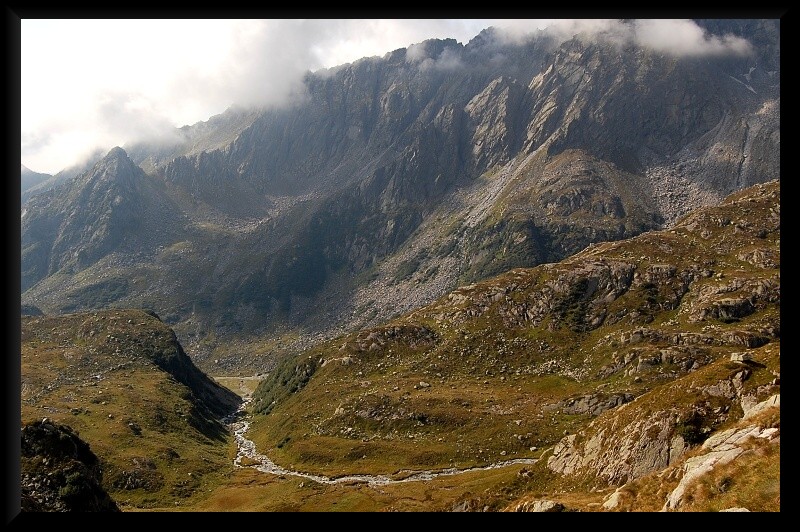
[20,18,754,175]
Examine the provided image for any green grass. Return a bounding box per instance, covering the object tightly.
[21,309,240,510]
[240,181,779,511]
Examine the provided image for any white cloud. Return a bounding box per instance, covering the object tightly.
[405,41,429,63]
[531,19,754,57]
[632,19,754,57]
[22,19,505,174]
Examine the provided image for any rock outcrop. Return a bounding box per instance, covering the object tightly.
[21,418,120,512]
[662,395,780,511]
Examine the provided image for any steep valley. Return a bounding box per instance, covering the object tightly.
[21,21,779,376]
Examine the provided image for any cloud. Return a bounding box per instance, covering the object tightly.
[22,19,498,174]
[631,19,754,57]
[486,19,754,58]
[95,89,187,144]
[538,19,754,57]
[406,41,464,71]
[405,42,429,63]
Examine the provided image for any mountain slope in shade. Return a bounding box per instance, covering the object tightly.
[21,164,52,197]
[21,147,186,293]
[21,149,107,206]
[21,20,779,374]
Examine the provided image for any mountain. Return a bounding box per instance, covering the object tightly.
[240,179,779,511]
[21,147,186,293]
[21,165,51,197]
[21,149,107,206]
[20,308,242,510]
[20,20,780,374]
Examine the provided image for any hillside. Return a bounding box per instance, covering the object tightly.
[20,308,241,510]
[17,181,779,514]
[237,180,779,511]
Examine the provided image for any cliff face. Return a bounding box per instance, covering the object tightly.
[21,21,780,372]
[21,147,185,293]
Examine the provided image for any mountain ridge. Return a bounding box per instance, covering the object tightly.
[21,20,779,376]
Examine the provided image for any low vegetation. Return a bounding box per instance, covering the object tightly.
[21,308,240,510]
[244,180,779,511]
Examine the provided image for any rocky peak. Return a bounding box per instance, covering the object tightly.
[105,145,128,160]
[82,146,141,186]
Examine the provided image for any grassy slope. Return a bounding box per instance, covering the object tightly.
[21,308,240,510]
[235,180,779,511]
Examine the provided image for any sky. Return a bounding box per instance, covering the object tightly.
[20,18,755,175]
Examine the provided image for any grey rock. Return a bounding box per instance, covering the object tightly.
[511,499,566,512]
[662,418,779,511]
[730,352,753,363]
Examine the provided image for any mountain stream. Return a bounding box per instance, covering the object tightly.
[224,402,538,486]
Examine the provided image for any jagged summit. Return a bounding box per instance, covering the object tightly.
[105,145,127,158]
[21,144,184,291]
[83,146,141,183]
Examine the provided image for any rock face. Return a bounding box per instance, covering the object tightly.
[21,419,120,512]
[545,358,779,487]
[662,395,780,511]
[546,411,684,485]
[21,147,184,294]
[510,499,566,512]
[544,393,634,417]
[21,21,780,372]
